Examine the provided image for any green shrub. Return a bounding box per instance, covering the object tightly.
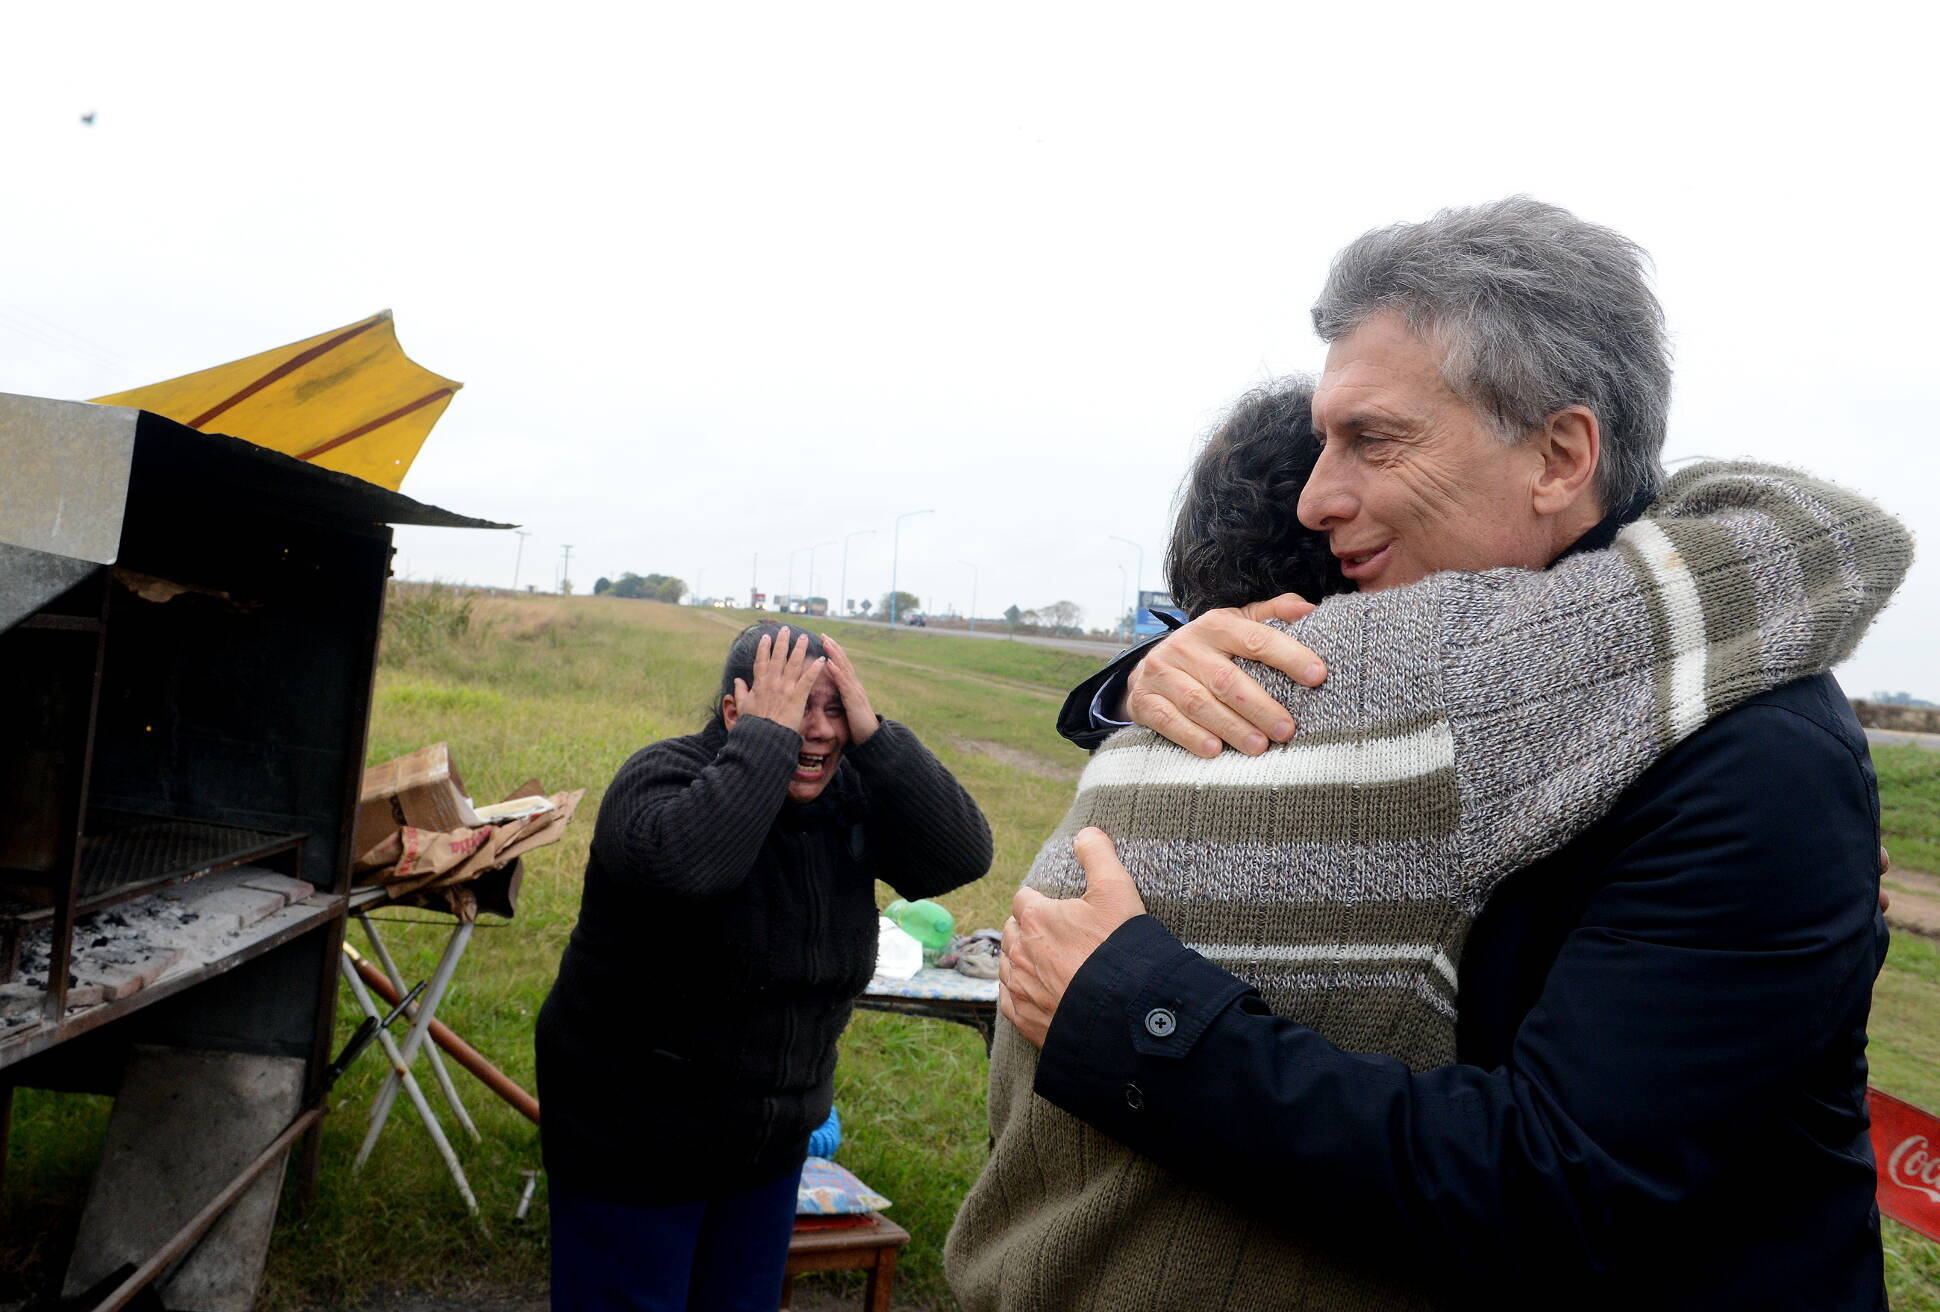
[380,581,480,665]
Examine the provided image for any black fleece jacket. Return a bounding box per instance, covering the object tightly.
[536,713,992,1205]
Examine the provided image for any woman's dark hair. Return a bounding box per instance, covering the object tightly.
[707,621,828,728]
[1165,378,1350,617]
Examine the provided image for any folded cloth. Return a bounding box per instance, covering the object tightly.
[954,936,1000,979]
[798,1157,892,1215]
[939,929,1003,977]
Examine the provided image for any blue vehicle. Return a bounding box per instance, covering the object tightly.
[1135,589,1186,637]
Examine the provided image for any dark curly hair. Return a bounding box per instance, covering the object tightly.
[1164,378,1350,617]
[706,621,828,728]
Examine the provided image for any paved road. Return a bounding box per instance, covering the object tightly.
[1869,727,1940,752]
[851,621,1125,659]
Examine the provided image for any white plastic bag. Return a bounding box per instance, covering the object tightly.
[874,916,923,980]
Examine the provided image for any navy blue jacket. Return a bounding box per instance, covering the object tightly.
[1046,664,1888,1308]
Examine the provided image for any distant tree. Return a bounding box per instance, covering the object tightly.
[1019,608,1042,629]
[608,571,686,603]
[593,576,613,596]
[560,578,575,596]
[1003,604,1023,631]
[881,590,921,621]
[1046,599,1081,634]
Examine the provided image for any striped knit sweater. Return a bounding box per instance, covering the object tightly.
[946,461,1913,1312]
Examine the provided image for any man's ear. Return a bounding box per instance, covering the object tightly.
[721,694,739,729]
[1532,405,1601,518]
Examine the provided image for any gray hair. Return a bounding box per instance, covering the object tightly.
[1311,196,1671,512]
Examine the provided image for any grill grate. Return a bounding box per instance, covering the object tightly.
[0,812,301,925]
[79,814,286,898]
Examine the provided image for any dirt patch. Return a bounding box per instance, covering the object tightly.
[951,737,1079,782]
[1885,868,1940,940]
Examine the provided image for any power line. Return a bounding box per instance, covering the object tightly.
[0,297,140,376]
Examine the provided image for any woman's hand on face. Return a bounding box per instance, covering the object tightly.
[820,635,878,745]
[1124,593,1328,758]
[731,627,826,735]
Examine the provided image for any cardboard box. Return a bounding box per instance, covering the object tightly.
[353,742,480,859]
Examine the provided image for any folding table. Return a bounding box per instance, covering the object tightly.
[336,884,482,1214]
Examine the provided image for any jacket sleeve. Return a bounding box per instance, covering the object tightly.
[1057,635,1168,750]
[1033,694,1885,1278]
[844,718,995,899]
[1260,460,1912,885]
[589,715,800,899]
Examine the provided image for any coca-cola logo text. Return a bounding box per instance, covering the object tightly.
[1887,1134,1940,1204]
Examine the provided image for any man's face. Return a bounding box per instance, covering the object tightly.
[1301,311,1558,591]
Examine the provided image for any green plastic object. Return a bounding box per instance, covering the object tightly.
[884,898,956,963]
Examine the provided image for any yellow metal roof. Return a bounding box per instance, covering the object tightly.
[91,310,460,491]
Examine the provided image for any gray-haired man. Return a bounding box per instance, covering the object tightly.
[1001,199,1890,1307]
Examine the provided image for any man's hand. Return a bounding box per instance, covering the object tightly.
[1124,594,1328,758]
[1000,827,1148,1048]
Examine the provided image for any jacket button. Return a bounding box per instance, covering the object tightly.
[1123,1081,1145,1111]
[1143,1007,1176,1038]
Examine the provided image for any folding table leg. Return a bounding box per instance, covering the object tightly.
[357,919,474,1168]
[357,914,480,1142]
[339,953,481,1217]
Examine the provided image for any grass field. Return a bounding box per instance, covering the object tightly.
[1880,742,1940,877]
[4,587,1938,1308]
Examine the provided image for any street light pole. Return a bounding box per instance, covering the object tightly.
[788,545,813,613]
[890,509,933,628]
[1117,564,1127,641]
[1109,535,1144,632]
[840,528,876,618]
[959,559,978,631]
[807,540,837,612]
[511,529,531,592]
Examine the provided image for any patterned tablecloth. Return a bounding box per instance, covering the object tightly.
[864,966,998,1003]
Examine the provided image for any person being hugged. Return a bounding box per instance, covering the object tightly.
[537,623,993,1311]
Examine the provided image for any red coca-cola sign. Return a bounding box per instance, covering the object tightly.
[1869,1087,1940,1240]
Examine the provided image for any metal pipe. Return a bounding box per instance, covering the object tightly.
[89,1104,326,1312]
[347,952,540,1124]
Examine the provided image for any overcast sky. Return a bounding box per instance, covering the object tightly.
[5,1,1935,696]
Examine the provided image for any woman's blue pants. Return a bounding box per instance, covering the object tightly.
[549,1164,802,1310]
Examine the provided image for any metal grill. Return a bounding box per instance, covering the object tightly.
[79,812,291,901]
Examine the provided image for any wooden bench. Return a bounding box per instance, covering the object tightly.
[781,1212,910,1311]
